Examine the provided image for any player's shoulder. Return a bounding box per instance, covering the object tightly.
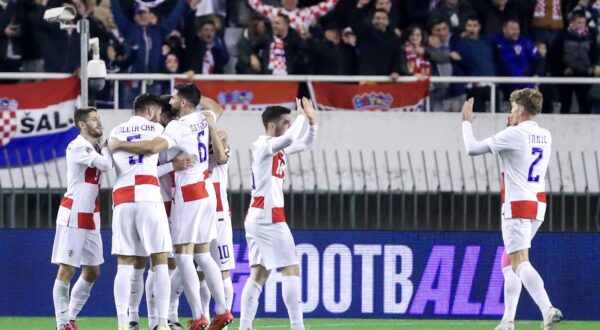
[252,136,270,148]
[68,135,92,151]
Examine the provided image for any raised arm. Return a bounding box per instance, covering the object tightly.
[248,0,277,20]
[285,98,318,155]
[200,96,224,120]
[204,112,228,164]
[109,136,169,155]
[461,98,491,156]
[159,0,187,37]
[305,0,339,19]
[269,99,307,153]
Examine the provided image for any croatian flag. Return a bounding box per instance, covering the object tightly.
[0,77,79,167]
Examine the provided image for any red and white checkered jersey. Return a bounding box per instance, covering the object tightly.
[158,150,176,218]
[209,156,230,219]
[484,121,552,221]
[248,0,339,30]
[246,136,287,224]
[110,116,163,206]
[160,111,211,202]
[56,135,103,230]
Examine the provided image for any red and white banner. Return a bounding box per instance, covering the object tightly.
[311,81,429,111]
[177,80,299,111]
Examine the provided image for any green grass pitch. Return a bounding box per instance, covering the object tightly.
[1,317,598,330]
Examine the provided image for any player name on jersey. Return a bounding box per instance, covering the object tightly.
[113,124,157,134]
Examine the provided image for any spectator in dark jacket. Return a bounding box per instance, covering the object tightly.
[0,0,24,75]
[456,16,496,112]
[559,11,595,113]
[312,25,357,75]
[22,0,48,72]
[350,1,406,78]
[494,19,544,97]
[184,19,229,75]
[252,13,308,75]
[236,16,267,74]
[426,16,465,111]
[430,0,476,35]
[472,0,525,37]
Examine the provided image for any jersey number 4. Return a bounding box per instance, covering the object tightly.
[528,147,543,182]
[127,134,144,165]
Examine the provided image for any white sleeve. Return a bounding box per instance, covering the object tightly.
[157,162,174,177]
[482,126,520,154]
[462,122,492,156]
[73,144,104,167]
[90,147,113,172]
[267,115,306,155]
[284,125,318,155]
[160,121,183,148]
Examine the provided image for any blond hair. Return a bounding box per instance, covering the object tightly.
[509,88,543,115]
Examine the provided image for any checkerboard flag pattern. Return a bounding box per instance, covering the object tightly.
[0,103,17,147]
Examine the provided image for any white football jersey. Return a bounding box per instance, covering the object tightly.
[246,136,287,224]
[160,111,211,202]
[484,121,552,220]
[110,116,163,206]
[56,135,103,230]
[209,155,230,219]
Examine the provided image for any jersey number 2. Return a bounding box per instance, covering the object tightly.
[127,134,144,165]
[528,147,543,182]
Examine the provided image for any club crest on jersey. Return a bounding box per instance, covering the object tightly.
[217,90,254,111]
[67,249,75,258]
[352,93,393,111]
[0,98,18,147]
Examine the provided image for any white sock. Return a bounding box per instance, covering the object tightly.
[194,253,227,314]
[68,276,94,321]
[516,261,553,316]
[223,276,234,311]
[114,264,134,326]
[199,278,212,319]
[239,279,262,330]
[53,279,70,328]
[174,254,203,319]
[128,268,145,323]
[282,276,304,330]
[153,264,171,327]
[169,267,183,322]
[146,269,158,329]
[501,266,522,323]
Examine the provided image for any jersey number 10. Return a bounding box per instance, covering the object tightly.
[527,147,543,182]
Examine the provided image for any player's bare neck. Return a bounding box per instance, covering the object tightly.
[180,106,195,117]
[81,132,99,145]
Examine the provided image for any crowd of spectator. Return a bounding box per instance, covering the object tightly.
[1,0,600,113]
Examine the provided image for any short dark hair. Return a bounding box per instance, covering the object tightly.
[465,15,480,24]
[374,8,389,16]
[197,20,216,32]
[569,10,587,21]
[428,15,450,32]
[503,18,520,27]
[159,95,175,119]
[74,107,97,131]
[262,106,291,128]
[174,83,201,107]
[277,13,290,25]
[133,93,163,114]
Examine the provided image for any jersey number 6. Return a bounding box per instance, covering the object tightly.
[527,147,543,182]
[197,130,208,163]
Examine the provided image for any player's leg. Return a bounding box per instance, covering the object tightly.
[168,257,184,329]
[221,270,233,312]
[196,269,212,320]
[146,266,158,330]
[54,264,76,329]
[239,265,270,330]
[128,257,147,329]
[68,265,99,324]
[504,219,561,328]
[212,217,235,312]
[280,265,304,330]
[150,252,171,329]
[68,227,104,329]
[496,250,520,330]
[115,256,136,329]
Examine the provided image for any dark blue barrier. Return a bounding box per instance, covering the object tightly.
[0,230,598,320]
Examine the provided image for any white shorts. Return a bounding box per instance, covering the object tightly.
[502,218,543,254]
[111,202,172,257]
[245,221,298,271]
[170,183,217,245]
[51,225,104,267]
[210,214,235,271]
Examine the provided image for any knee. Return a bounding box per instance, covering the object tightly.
[82,266,100,282]
[57,264,76,282]
[280,264,300,277]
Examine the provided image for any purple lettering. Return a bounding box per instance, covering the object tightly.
[482,246,506,315]
[409,246,455,315]
[452,246,482,315]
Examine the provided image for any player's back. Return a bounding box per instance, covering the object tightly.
[110,116,163,205]
[209,156,230,218]
[162,111,210,187]
[246,136,286,224]
[488,121,552,220]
